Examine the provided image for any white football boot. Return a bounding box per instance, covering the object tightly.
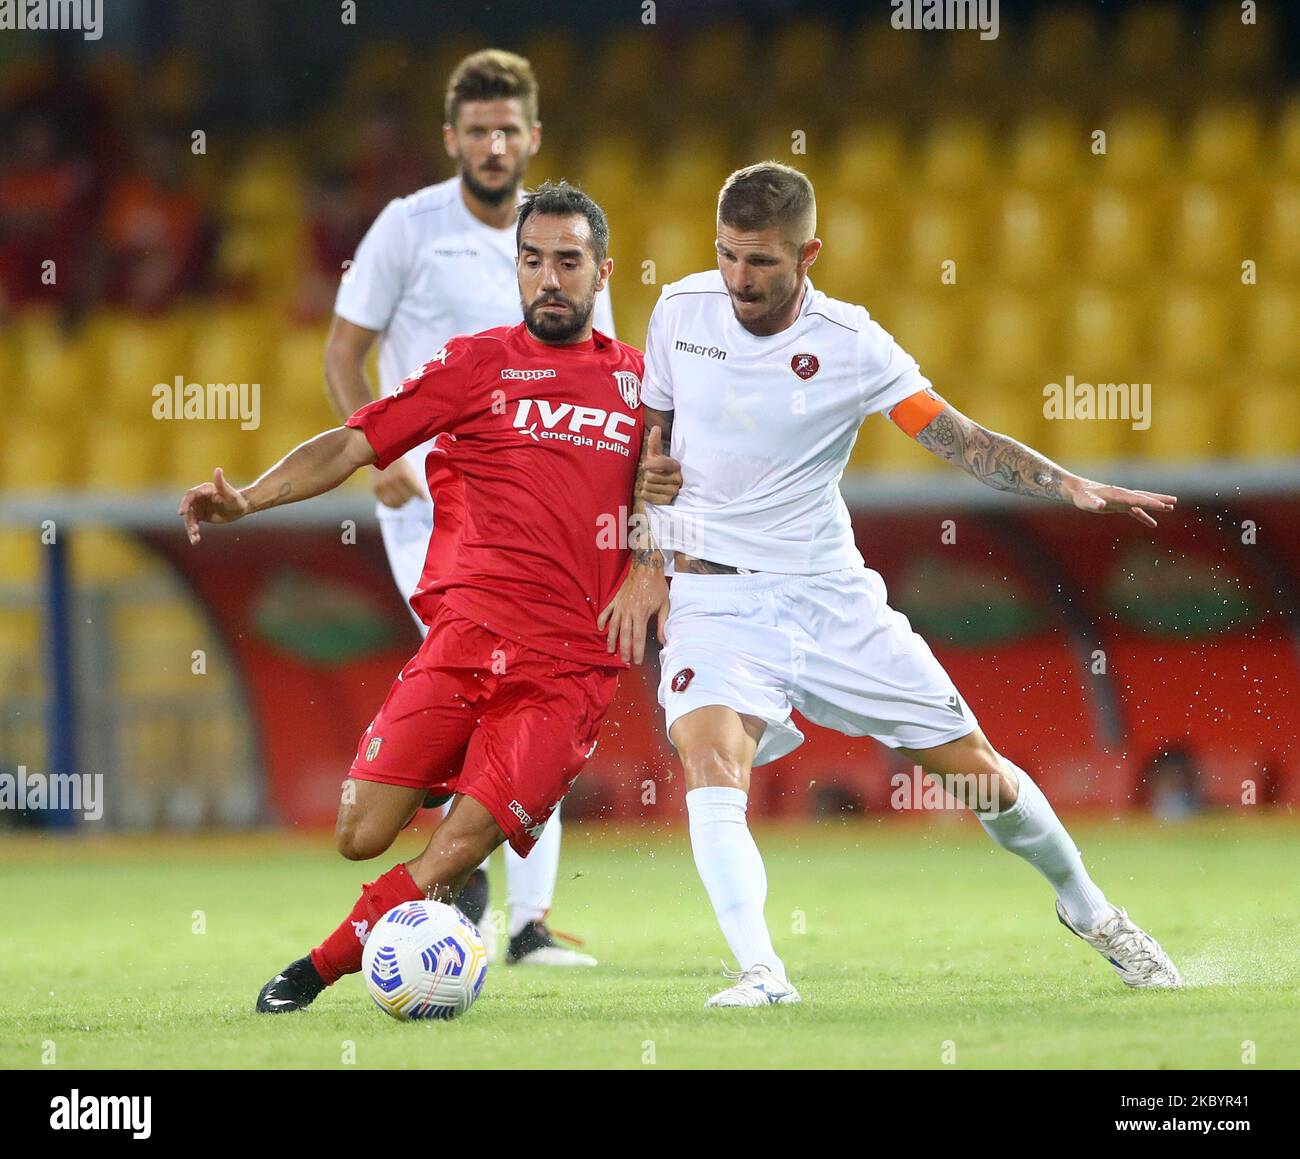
[1056,900,1184,989]
[705,963,801,1008]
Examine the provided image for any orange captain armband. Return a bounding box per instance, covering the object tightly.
[888,387,948,438]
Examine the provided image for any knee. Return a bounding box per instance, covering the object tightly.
[678,742,749,791]
[334,820,391,862]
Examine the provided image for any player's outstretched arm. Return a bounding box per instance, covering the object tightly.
[179,426,376,544]
[913,404,1177,529]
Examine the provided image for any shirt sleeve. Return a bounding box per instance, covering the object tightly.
[593,282,617,340]
[334,198,409,332]
[856,307,932,421]
[639,293,673,411]
[345,338,477,469]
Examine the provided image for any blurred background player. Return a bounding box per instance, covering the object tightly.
[323,50,616,966]
[613,162,1183,1006]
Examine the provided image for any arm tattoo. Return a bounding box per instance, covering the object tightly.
[915,409,1070,502]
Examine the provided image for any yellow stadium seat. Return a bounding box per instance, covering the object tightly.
[881,293,966,382]
[936,28,1007,95]
[1062,287,1145,376]
[580,138,643,205]
[81,422,166,491]
[72,528,157,584]
[99,313,195,417]
[1,417,79,490]
[15,313,90,420]
[1101,107,1173,186]
[166,419,261,489]
[1170,185,1244,280]
[1039,384,1134,466]
[1140,379,1226,462]
[0,527,41,585]
[976,293,1056,384]
[1246,287,1300,375]
[1081,189,1157,283]
[270,324,331,416]
[221,147,304,227]
[594,27,660,109]
[1010,113,1082,188]
[1156,287,1233,375]
[1263,184,1300,276]
[813,195,898,300]
[830,123,907,196]
[904,196,980,288]
[659,132,732,203]
[920,120,994,194]
[995,189,1070,286]
[188,308,275,389]
[1188,105,1263,183]
[1232,378,1300,459]
[641,202,715,285]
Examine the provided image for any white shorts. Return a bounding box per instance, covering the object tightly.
[658,565,979,766]
[378,502,434,637]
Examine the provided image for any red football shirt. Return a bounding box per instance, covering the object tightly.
[347,322,645,668]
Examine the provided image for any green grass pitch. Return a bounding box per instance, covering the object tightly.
[3,814,1297,1069]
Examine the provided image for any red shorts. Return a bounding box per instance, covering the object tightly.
[349,601,619,855]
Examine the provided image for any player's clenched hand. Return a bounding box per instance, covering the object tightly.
[370,458,422,508]
[1067,478,1177,529]
[178,467,251,544]
[636,426,683,506]
[596,560,670,664]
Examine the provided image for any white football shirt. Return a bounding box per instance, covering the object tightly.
[334,175,616,517]
[642,269,929,573]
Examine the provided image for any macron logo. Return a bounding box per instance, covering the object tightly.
[501,368,557,381]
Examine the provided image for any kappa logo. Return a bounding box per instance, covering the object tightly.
[365,737,383,761]
[790,353,820,381]
[508,799,533,827]
[501,367,557,381]
[613,370,641,409]
[671,667,695,693]
[352,918,370,944]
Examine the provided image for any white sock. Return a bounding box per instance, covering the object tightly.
[506,803,561,938]
[686,786,785,978]
[977,761,1111,930]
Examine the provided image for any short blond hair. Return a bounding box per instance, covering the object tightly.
[445,49,538,124]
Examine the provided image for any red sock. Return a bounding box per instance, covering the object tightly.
[310,863,424,985]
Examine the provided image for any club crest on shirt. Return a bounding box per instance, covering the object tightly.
[790,353,820,381]
[365,737,383,761]
[671,667,695,693]
[613,370,641,409]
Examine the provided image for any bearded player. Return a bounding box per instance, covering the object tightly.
[180,185,677,1013]
[603,163,1183,1007]
[323,50,617,965]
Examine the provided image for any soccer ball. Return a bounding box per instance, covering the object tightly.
[362,899,488,1021]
